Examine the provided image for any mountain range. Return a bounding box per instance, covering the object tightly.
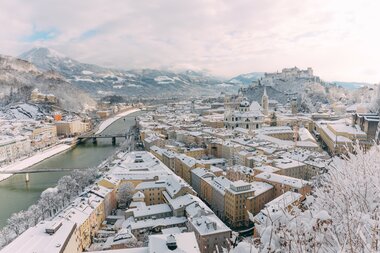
[1,47,368,114]
[19,47,233,99]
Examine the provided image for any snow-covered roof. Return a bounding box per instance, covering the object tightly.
[132,191,145,200]
[1,220,76,253]
[163,192,196,211]
[265,191,302,209]
[189,214,231,236]
[148,232,200,253]
[126,216,187,231]
[132,204,172,219]
[255,172,310,189]
[251,181,274,196]
[273,158,306,170]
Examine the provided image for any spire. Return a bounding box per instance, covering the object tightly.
[262,86,269,116]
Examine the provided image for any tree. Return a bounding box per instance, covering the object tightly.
[270,112,277,126]
[39,187,60,218]
[27,204,43,226]
[57,175,79,206]
[117,182,135,208]
[6,211,29,236]
[0,226,14,247]
[71,168,98,191]
[254,144,380,252]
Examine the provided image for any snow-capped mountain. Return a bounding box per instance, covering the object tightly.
[19,47,227,98]
[228,72,265,85]
[0,54,96,112]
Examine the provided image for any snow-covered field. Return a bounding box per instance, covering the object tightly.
[95,108,140,134]
[0,144,72,182]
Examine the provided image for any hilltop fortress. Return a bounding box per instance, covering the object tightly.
[239,67,323,111]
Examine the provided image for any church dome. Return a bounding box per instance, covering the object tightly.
[240,99,250,107]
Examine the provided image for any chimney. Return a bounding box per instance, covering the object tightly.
[166,234,177,250]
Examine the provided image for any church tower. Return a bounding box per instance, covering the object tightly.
[261,86,269,115]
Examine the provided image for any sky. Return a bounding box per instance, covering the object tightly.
[0,0,379,82]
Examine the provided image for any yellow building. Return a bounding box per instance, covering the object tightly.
[184,147,207,159]
[55,120,89,136]
[58,193,106,251]
[224,181,255,228]
[30,125,58,149]
[316,122,367,155]
[174,154,197,184]
[272,158,308,180]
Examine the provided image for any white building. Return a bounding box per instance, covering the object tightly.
[224,98,265,130]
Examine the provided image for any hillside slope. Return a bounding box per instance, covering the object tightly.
[0,55,96,112]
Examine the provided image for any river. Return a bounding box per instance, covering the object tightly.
[0,110,144,228]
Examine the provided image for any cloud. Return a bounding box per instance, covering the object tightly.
[0,0,379,82]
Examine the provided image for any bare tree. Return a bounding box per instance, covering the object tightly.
[6,211,29,236]
[27,204,43,226]
[117,182,135,208]
[57,175,79,206]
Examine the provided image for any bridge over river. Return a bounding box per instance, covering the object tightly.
[78,132,134,144]
[0,109,144,228]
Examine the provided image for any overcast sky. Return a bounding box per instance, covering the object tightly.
[1,0,379,82]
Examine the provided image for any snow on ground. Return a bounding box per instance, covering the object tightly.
[229,79,243,84]
[81,70,93,75]
[230,241,258,253]
[218,83,234,87]
[126,84,142,88]
[154,76,175,84]
[74,76,95,82]
[95,108,140,134]
[0,144,72,182]
[4,104,42,120]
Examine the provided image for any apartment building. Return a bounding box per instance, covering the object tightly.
[224,181,255,228]
[272,158,308,180]
[0,136,31,165]
[315,121,367,154]
[55,120,89,136]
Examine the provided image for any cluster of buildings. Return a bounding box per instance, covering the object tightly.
[0,118,91,166]
[135,91,380,245]
[30,88,57,104]
[3,84,380,252]
[263,67,314,82]
[2,150,231,253]
[136,100,329,233]
[0,107,91,167]
[0,121,58,165]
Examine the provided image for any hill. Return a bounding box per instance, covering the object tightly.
[0,54,96,112]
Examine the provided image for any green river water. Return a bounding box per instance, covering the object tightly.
[0,111,143,228]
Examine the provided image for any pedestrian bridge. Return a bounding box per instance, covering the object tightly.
[0,168,87,182]
[0,168,85,175]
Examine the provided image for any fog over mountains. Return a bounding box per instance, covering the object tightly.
[0,47,370,114]
[19,47,232,99]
